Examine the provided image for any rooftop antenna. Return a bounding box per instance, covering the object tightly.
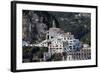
[52,20,56,28]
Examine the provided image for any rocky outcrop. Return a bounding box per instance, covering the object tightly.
[22,10,59,44]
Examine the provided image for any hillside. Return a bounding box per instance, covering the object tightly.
[22,10,91,45]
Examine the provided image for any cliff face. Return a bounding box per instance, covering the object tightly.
[22,10,91,45]
[22,10,59,44]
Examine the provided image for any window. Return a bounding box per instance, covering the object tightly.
[69,43,72,45]
[69,46,72,50]
[47,35,49,39]
[73,46,75,49]
[73,40,76,43]
[68,37,69,40]
[51,36,53,38]
[68,37,72,40]
[56,45,58,47]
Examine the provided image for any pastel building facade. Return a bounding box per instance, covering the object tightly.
[36,20,81,54]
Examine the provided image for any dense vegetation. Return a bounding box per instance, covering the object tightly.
[48,12,91,45]
[23,46,48,62]
[23,10,91,45]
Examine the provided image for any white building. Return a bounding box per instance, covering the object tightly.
[33,20,81,54]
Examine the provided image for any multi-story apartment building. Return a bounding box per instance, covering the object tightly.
[35,20,81,54]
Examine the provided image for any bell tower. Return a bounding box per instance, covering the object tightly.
[52,20,56,28]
